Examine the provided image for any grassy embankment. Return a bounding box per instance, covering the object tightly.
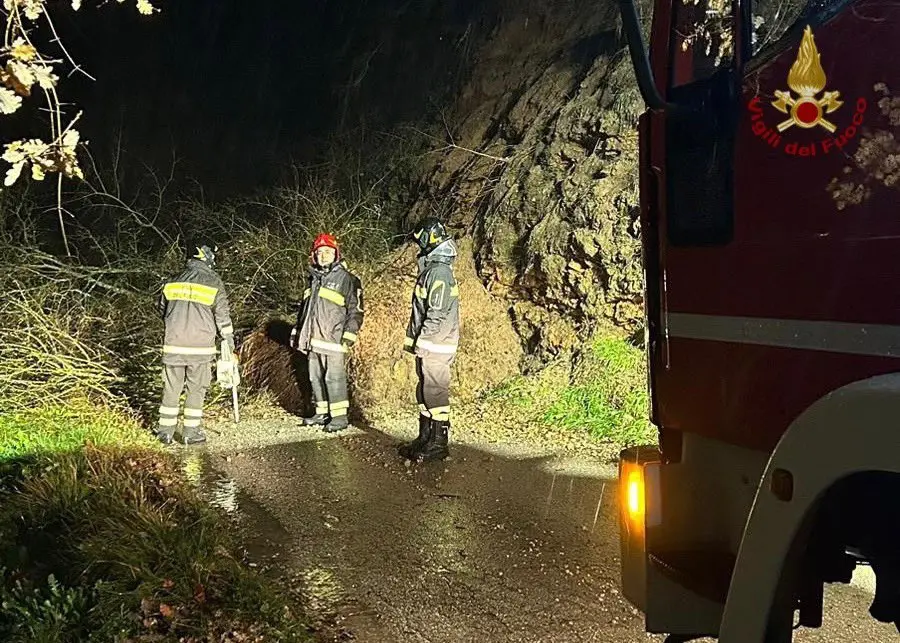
[476,334,656,449]
[0,402,313,642]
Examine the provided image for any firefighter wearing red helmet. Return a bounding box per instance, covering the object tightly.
[290,233,364,432]
[398,217,460,462]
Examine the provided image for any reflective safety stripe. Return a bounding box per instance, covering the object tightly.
[303,288,311,299]
[342,331,358,342]
[404,336,415,347]
[311,338,348,353]
[316,401,329,413]
[429,281,446,308]
[418,404,429,415]
[330,400,350,411]
[163,345,217,355]
[416,339,458,354]
[220,324,234,336]
[330,406,348,417]
[159,405,179,416]
[184,408,203,418]
[158,417,177,427]
[318,288,345,306]
[163,282,218,306]
[429,405,451,421]
[183,418,202,428]
[667,312,900,358]
[450,285,459,297]
[415,285,427,298]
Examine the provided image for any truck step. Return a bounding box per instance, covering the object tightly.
[649,550,736,605]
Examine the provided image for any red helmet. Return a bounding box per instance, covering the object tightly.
[311,233,340,263]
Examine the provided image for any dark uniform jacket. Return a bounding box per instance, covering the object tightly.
[405,240,460,356]
[293,260,364,356]
[158,259,234,365]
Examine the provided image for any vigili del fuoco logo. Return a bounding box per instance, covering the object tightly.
[747,25,867,157]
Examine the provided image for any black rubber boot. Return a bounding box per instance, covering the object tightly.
[398,415,431,460]
[302,413,329,426]
[323,415,349,433]
[416,420,449,462]
[181,429,207,446]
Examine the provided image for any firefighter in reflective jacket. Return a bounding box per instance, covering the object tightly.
[156,241,234,445]
[398,217,460,462]
[291,233,364,432]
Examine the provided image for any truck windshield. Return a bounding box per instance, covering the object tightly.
[669,0,734,88]
[670,0,852,88]
[751,0,851,59]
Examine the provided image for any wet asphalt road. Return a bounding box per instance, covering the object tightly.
[194,422,899,643]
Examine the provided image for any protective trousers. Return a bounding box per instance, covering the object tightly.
[157,363,212,439]
[308,351,349,419]
[416,354,453,421]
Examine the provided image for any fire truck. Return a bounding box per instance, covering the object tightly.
[616,0,900,639]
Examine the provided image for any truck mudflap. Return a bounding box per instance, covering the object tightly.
[619,445,662,612]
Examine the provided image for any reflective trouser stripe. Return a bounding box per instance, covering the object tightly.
[159,404,179,428]
[330,400,349,417]
[184,408,203,418]
[183,418,202,428]
[418,403,429,417]
[429,405,451,421]
[316,401,329,413]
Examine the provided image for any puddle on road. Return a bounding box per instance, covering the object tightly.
[178,450,240,515]
[173,448,360,639]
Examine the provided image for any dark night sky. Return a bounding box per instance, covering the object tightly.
[18,0,485,198]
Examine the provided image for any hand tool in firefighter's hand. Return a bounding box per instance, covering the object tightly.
[216,344,241,424]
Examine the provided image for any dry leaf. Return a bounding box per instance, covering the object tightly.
[0,88,22,115]
[10,39,37,62]
[1,68,31,98]
[33,65,58,89]
[5,161,24,186]
[159,603,174,618]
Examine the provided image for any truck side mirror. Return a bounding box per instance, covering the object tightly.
[618,0,691,116]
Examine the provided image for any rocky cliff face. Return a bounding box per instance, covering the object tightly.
[401,1,646,358]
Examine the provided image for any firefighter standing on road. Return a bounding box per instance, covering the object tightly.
[156,240,235,445]
[291,233,364,433]
[398,217,460,462]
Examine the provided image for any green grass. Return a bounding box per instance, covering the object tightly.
[0,400,154,463]
[0,403,313,642]
[544,336,655,447]
[479,335,657,448]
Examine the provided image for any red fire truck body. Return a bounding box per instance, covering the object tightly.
[617,0,900,639]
